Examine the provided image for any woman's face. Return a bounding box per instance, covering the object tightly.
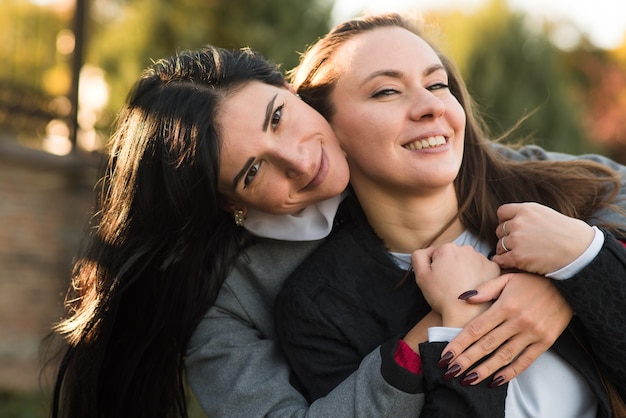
[217,82,349,214]
[329,26,466,196]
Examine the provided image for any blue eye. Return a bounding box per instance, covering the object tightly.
[244,162,261,188]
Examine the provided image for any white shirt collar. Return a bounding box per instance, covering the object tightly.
[243,194,344,241]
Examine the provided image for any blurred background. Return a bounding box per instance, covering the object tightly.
[1,0,625,415]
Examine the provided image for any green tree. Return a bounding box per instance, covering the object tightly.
[465,0,592,153]
[433,0,597,154]
[88,0,333,113]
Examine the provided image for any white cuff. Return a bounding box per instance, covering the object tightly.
[428,327,462,343]
[546,226,604,280]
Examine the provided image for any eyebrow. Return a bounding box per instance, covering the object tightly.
[231,94,278,190]
[359,64,446,87]
[233,156,255,190]
[262,94,278,131]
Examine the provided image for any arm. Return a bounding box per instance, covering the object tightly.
[185,240,424,418]
[454,201,626,389]
[275,268,507,418]
[492,202,626,394]
[554,231,626,399]
[275,277,425,403]
[411,245,509,417]
[441,145,626,385]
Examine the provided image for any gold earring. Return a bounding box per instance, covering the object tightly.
[234,210,245,227]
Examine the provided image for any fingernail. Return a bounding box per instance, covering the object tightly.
[489,375,505,388]
[444,364,461,380]
[438,351,454,368]
[458,290,478,300]
[460,372,479,386]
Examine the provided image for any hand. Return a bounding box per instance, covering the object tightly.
[440,272,573,386]
[412,244,500,328]
[492,202,595,275]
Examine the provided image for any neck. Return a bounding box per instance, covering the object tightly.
[353,183,463,253]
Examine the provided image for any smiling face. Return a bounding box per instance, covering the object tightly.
[217,82,349,215]
[328,26,466,198]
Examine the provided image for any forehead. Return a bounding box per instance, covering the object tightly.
[333,26,442,80]
[216,81,280,190]
[218,81,278,131]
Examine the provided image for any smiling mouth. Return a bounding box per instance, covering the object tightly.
[403,135,446,150]
[303,149,328,190]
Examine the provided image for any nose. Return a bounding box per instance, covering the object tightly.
[272,142,309,179]
[409,87,446,121]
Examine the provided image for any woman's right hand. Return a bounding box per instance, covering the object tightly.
[412,244,500,328]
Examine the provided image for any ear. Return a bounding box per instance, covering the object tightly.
[223,200,247,217]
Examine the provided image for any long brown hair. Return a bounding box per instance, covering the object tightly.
[291,12,621,246]
[290,11,625,414]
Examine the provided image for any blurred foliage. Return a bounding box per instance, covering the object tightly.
[3,0,626,160]
[0,391,49,418]
[88,0,333,113]
[0,1,71,93]
[0,389,206,418]
[429,0,613,155]
[2,0,333,143]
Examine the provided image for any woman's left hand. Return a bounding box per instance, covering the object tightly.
[439,271,573,386]
[492,202,595,275]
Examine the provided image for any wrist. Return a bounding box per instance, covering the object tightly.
[441,303,488,328]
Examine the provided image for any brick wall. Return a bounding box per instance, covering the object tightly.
[0,142,100,391]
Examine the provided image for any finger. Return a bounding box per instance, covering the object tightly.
[496,203,521,223]
[442,323,510,378]
[461,334,541,385]
[495,220,511,239]
[490,253,516,270]
[460,274,509,304]
[483,343,548,387]
[497,236,512,255]
[440,309,506,366]
[411,246,436,274]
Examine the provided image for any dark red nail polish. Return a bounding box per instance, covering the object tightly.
[438,351,454,368]
[489,375,505,388]
[461,372,479,386]
[458,290,478,300]
[444,364,461,380]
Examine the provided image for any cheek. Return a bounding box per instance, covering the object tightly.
[332,109,379,150]
[448,99,466,132]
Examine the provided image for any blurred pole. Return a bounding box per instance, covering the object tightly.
[69,0,87,150]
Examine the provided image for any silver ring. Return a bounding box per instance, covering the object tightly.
[502,221,508,236]
[501,236,510,252]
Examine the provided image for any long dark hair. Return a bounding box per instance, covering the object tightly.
[50,46,285,417]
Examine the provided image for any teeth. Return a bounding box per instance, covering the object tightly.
[404,135,446,150]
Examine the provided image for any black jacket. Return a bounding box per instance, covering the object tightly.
[276,198,624,417]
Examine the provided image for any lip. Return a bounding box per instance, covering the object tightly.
[302,148,328,190]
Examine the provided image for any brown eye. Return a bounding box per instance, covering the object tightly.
[244,162,261,188]
[270,105,283,130]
